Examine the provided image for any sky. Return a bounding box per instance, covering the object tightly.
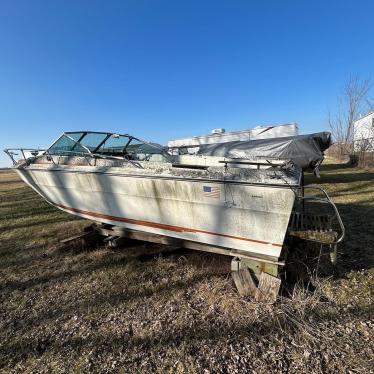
[1,0,373,166]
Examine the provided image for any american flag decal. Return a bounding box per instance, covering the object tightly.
[203,185,220,198]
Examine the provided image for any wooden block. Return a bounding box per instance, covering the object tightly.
[232,268,258,297]
[255,272,281,304]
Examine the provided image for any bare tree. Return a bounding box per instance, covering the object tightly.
[328,75,372,154]
[366,98,374,111]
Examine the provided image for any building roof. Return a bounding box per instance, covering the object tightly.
[354,111,374,124]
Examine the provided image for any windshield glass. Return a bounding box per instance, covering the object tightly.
[97,134,131,156]
[79,133,108,152]
[48,135,87,155]
[127,139,167,161]
[48,132,168,161]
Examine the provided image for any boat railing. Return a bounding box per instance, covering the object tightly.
[218,158,291,169]
[4,148,47,166]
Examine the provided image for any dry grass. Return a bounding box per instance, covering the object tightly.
[0,162,373,373]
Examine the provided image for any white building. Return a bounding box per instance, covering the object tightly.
[354,112,374,151]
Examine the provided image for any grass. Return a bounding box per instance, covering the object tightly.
[0,161,373,373]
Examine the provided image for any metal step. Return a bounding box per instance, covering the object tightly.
[287,211,338,244]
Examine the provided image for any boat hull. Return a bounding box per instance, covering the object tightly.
[16,166,296,259]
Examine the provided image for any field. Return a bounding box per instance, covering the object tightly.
[0,162,373,373]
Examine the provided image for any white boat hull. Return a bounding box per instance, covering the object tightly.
[17,166,296,259]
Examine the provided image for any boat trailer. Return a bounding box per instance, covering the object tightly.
[60,185,344,303]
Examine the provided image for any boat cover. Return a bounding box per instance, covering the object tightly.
[196,132,331,170]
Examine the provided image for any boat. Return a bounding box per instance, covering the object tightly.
[4,130,344,298]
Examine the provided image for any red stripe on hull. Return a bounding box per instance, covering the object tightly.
[53,202,283,248]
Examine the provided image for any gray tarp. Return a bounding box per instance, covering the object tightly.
[196,132,331,170]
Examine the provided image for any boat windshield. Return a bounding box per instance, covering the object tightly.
[48,132,168,161]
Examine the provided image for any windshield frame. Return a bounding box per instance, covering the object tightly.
[46,131,170,162]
